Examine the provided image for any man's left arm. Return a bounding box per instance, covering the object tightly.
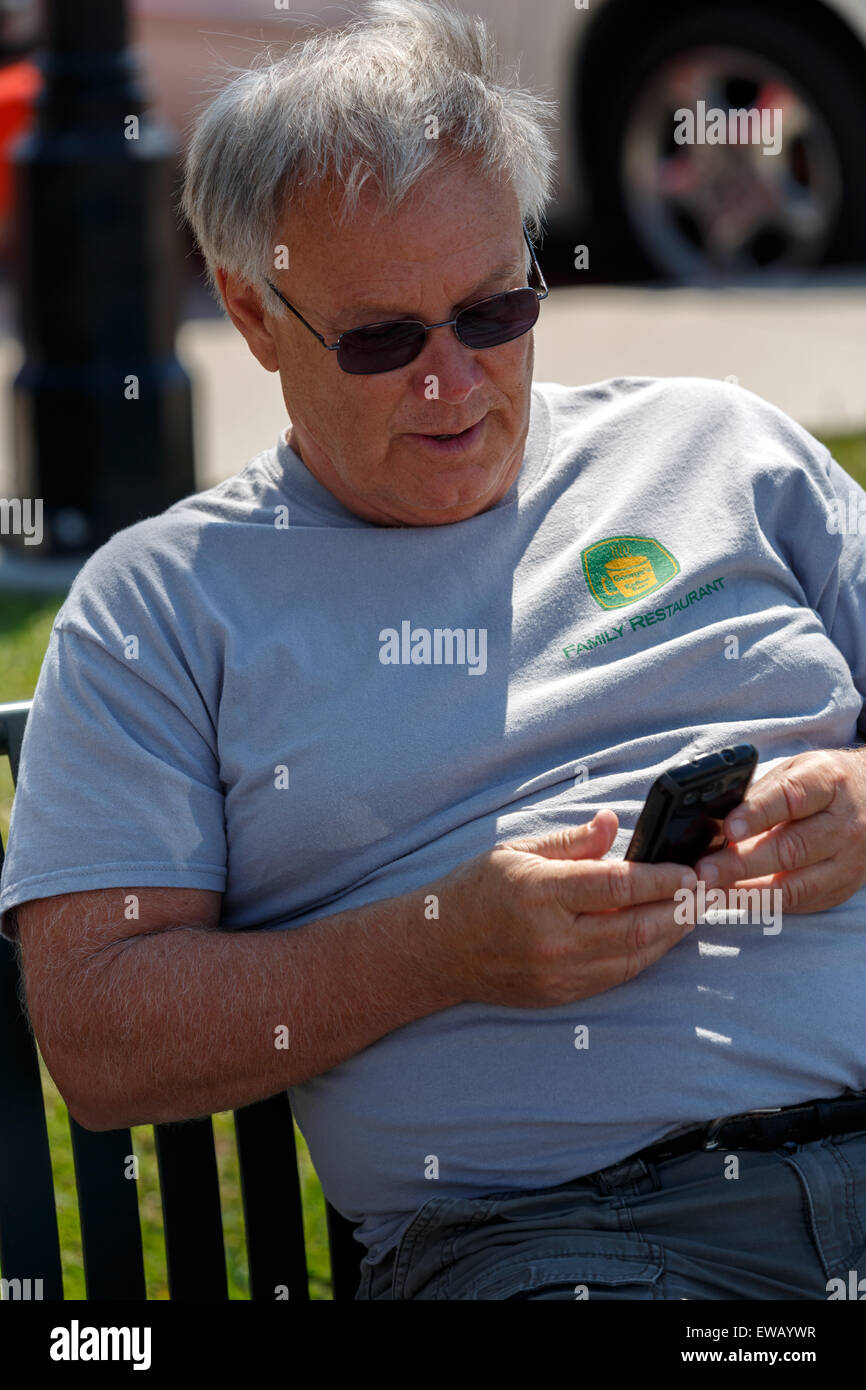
[697,450,866,911]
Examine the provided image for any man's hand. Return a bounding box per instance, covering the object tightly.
[431,809,697,1009]
[695,746,866,914]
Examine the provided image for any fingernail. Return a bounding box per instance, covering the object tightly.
[728,817,747,838]
[680,869,697,889]
[701,864,719,886]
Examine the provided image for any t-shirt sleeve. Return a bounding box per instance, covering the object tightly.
[722,384,866,740]
[0,621,227,943]
[771,440,866,739]
[813,455,866,736]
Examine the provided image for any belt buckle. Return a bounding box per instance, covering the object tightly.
[702,1106,784,1151]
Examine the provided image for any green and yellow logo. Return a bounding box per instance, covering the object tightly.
[582,535,680,610]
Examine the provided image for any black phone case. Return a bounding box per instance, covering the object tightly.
[625,744,759,866]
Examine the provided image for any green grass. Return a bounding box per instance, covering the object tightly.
[2,426,864,1301]
[823,431,866,490]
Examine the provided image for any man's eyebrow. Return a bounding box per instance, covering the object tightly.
[333,259,527,323]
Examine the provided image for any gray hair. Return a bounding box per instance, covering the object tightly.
[179,0,557,313]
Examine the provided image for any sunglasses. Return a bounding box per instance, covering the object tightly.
[264,223,548,375]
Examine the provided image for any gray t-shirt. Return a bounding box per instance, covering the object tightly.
[2,376,866,1270]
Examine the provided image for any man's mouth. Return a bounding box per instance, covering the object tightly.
[406,417,487,451]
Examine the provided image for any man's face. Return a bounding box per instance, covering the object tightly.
[218,162,536,526]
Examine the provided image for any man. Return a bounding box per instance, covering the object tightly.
[2,0,866,1301]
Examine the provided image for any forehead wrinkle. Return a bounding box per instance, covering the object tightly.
[331,257,527,323]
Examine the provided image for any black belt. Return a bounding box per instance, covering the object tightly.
[633,1088,866,1166]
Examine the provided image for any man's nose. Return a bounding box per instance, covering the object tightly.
[411,325,486,403]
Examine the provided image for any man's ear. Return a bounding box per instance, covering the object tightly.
[214,267,280,373]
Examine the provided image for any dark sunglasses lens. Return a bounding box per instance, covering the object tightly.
[337,320,427,374]
[456,289,540,349]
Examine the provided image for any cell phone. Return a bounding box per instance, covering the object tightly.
[624,744,759,867]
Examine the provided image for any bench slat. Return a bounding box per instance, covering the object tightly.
[0,934,64,1299]
[234,1093,309,1301]
[69,1118,147,1299]
[155,1119,228,1299]
[0,703,64,1299]
[0,701,31,787]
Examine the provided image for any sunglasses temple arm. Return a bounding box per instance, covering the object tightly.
[265,280,335,348]
[522,224,549,298]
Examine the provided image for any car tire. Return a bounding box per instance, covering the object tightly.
[579,3,866,281]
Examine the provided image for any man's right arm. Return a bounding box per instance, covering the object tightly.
[14,809,695,1132]
[14,878,463,1132]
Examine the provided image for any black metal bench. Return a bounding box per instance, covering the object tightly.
[0,699,363,1300]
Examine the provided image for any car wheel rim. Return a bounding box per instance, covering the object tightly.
[619,44,845,282]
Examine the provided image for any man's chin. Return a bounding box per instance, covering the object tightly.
[391,438,522,518]
[389,467,516,524]
[286,420,524,525]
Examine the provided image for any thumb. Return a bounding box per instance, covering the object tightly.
[509,809,619,860]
